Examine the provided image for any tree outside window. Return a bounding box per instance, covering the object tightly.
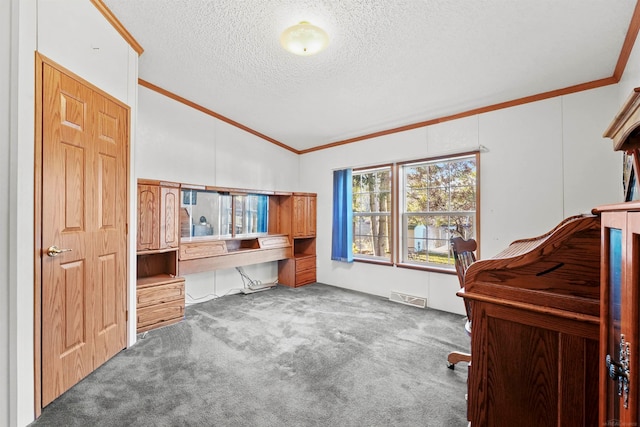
[402,155,477,266]
[352,167,392,261]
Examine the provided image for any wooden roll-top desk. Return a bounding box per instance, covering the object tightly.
[460,214,602,426]
[459,87,640,426]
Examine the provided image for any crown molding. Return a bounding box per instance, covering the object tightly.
[300,77,619,154]
[90,0,144,55]
[614,0,640,81]
[138,79,299,154]
[133,0,640,155]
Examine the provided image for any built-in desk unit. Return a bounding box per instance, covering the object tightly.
[135,180,318,332]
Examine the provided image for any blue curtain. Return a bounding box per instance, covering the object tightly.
[257,195,268,233]
[331,169,353,262]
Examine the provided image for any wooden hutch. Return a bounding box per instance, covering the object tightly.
[596,87,640,426]
[135,179,317,333]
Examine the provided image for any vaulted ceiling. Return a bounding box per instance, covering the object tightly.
[103,0,638,153]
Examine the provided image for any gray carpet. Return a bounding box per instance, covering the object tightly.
[32,283,470,426]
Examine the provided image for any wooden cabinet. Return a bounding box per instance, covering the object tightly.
[278,193,317,287]
[279,255,316,288]
[136,180,184,333]
[596,202,640,426]
[292,194,316,238]
[597,89,640,425]
[137,182,180,251]
[136,272,185,333]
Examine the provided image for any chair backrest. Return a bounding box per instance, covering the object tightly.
[450,237,477,324]
[450,237,477,288]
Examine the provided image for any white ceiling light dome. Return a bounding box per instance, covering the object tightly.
[280,21,329,56]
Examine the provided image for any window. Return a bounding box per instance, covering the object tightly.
[231,194,269,235]
[401,155,477,267]
[352,166,392,261]
[180,189,268,239]
[347,153,478,270]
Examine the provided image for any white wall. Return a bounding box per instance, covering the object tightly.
[136,86,300,303]
[299,85,623,315]
[11,1,37,426]
[7,1,138,426]
[2,1,12,426]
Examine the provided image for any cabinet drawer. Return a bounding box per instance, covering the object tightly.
[259,235,290,248]
[296,268,316,286]
[137,299,184,331]
[137,280,185,308]
[296,256,316,272]
[180,240,227,260]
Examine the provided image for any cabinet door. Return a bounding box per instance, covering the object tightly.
[601,212,640,425]
[307,195,316,237]
[137,184,159,251]
[292,195,317,238]
[292,195,308,237]
[159,186,180,249]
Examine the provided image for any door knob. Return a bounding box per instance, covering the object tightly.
[46,245,72,257]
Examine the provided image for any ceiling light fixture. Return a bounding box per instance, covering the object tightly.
[280,21,329,56]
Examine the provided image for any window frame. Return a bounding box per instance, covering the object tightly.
[350,151,480,274]
[398,152,479,271]
[352,164,394,264]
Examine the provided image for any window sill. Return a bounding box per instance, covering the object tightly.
[351,258,457,275]
[395,263,457,275]
[353,257,394,267]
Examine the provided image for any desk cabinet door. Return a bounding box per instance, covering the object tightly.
[137,185,159,251]
[160,186,180,249]
[292,195,316,238]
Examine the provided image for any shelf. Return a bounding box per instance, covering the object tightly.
[293,237,316,257]
[137,249,178,278]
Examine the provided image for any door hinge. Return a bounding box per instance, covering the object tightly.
[125,310,128,322]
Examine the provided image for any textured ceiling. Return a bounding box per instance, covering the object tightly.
[104,0,637,152]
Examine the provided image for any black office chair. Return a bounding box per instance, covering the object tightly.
[446,237,476,369]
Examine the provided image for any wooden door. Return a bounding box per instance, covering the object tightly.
[600,211,640,426]
[41,62,128,406]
